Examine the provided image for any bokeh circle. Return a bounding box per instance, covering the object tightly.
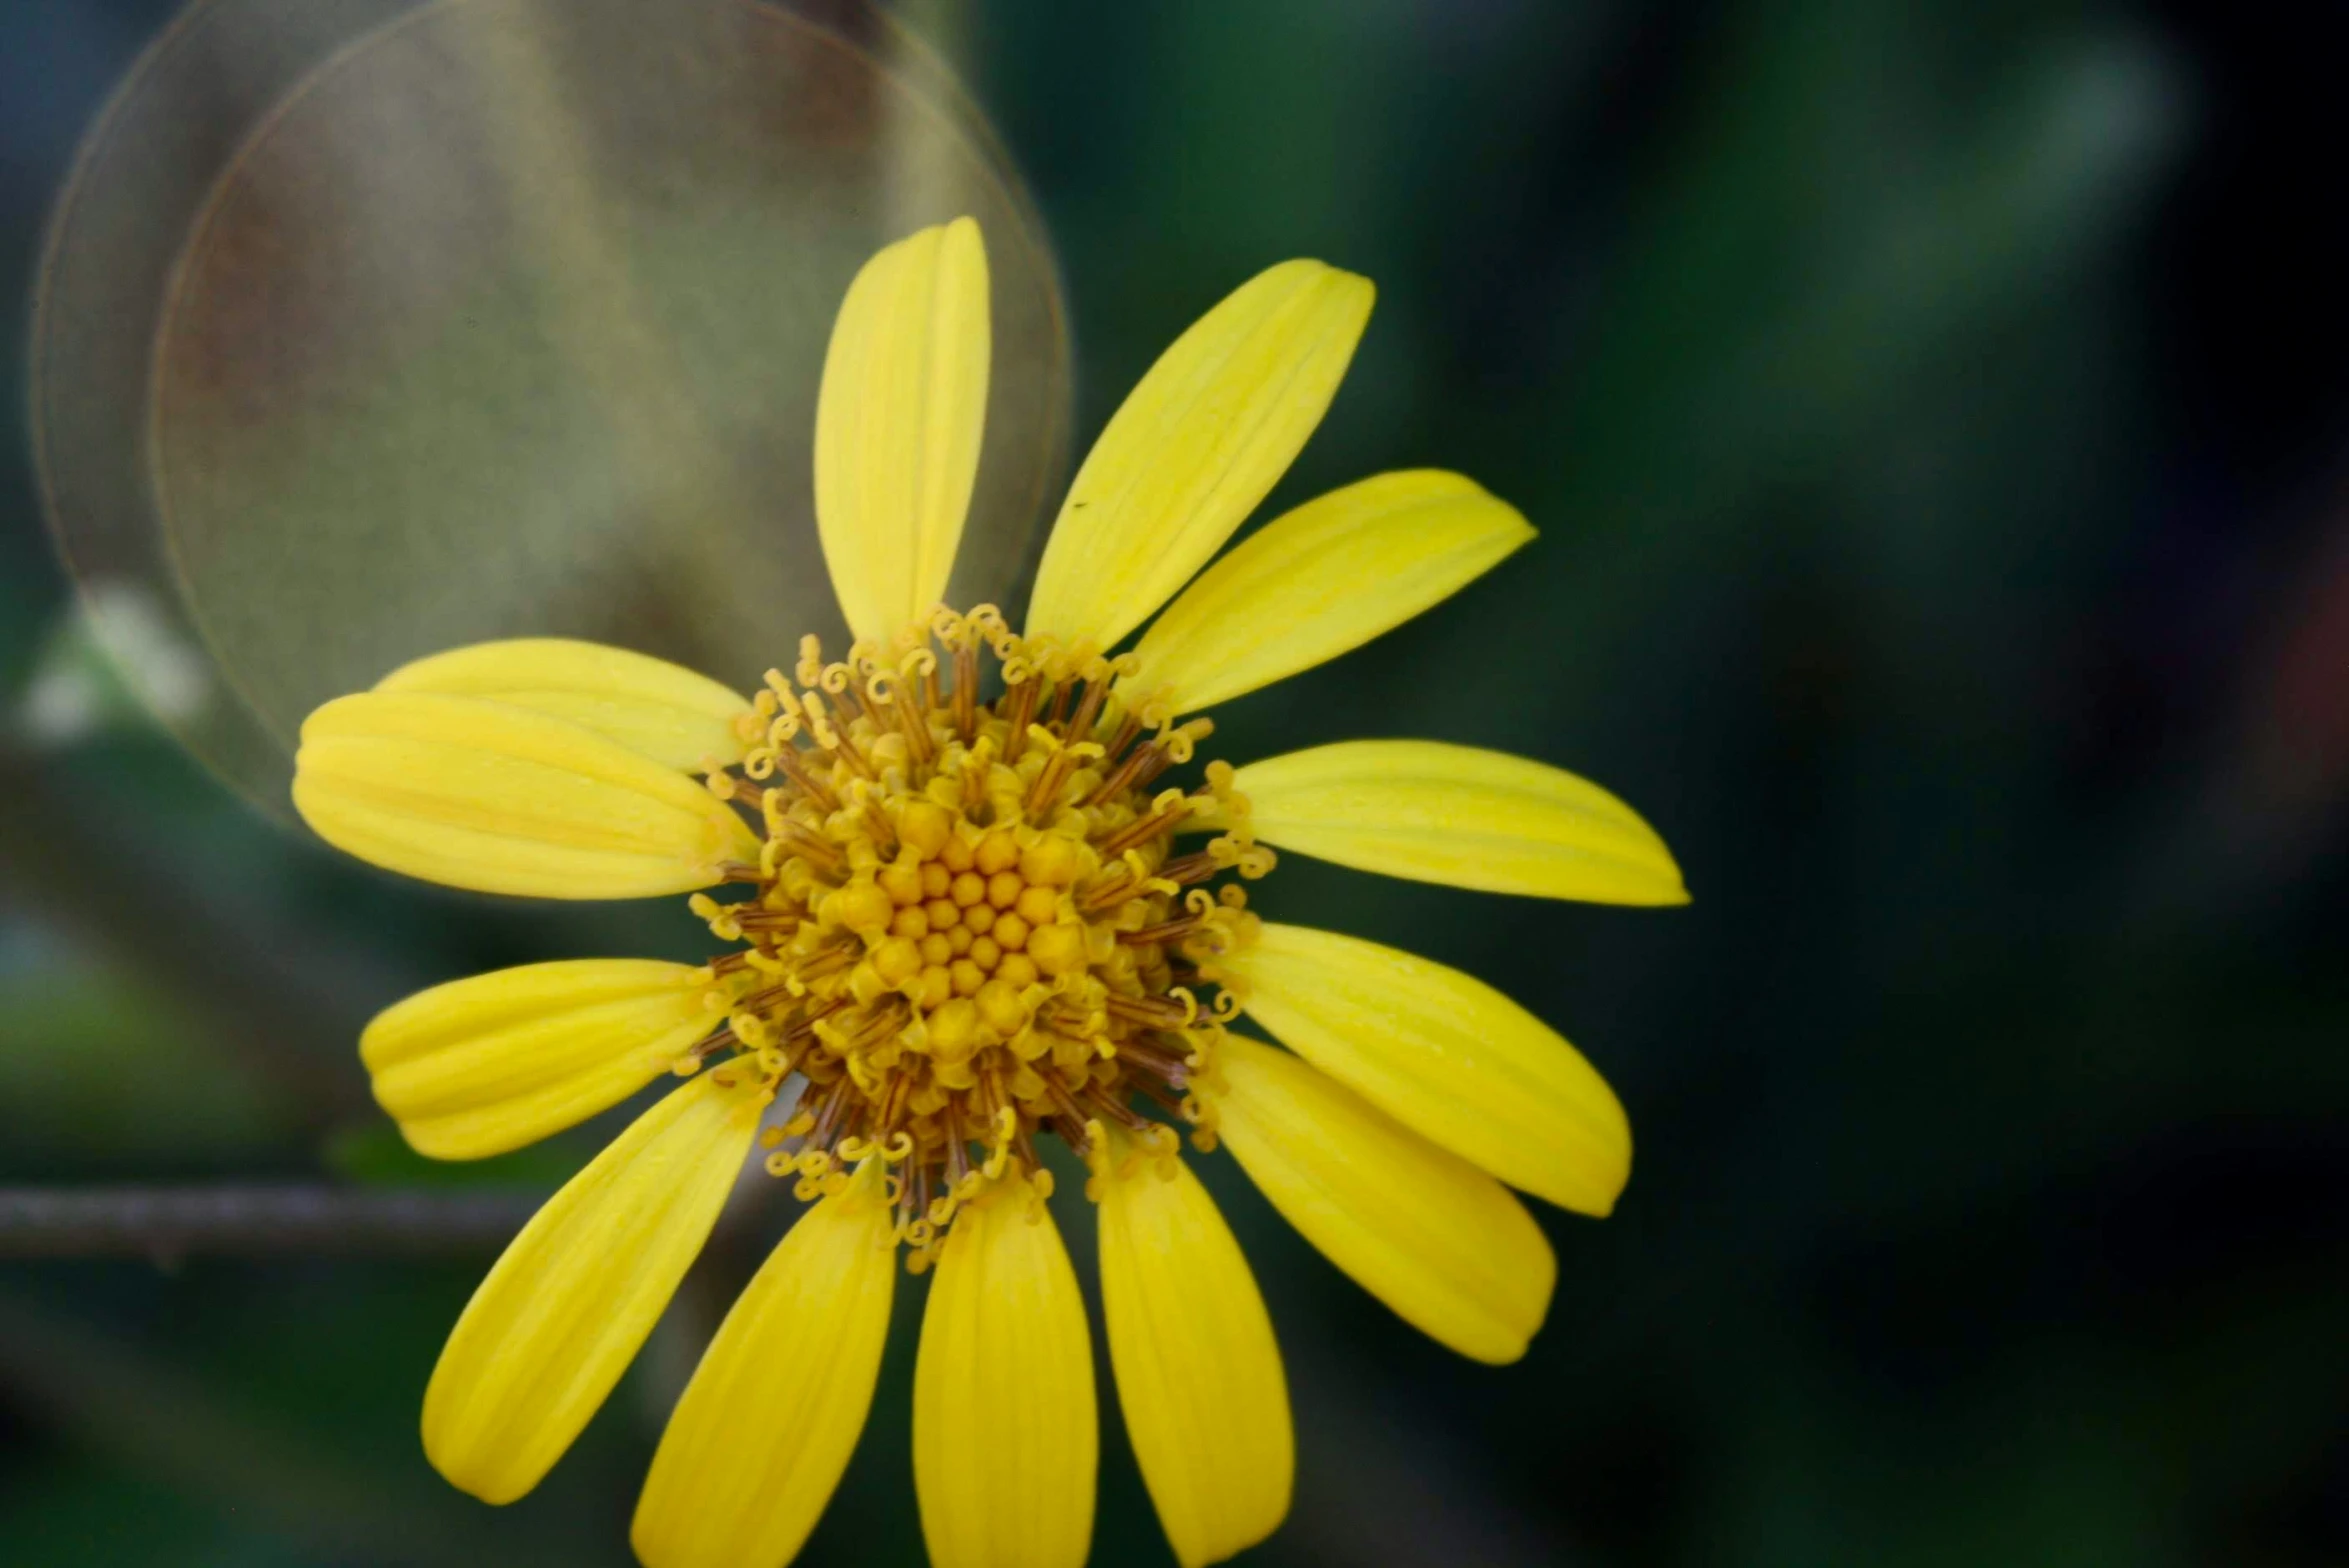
[35,0,1069,816]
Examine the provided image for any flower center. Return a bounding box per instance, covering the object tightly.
[683,606,1268,1266]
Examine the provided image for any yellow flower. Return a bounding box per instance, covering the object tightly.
[293,216,1687,1568]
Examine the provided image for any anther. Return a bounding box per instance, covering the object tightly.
[1077,870,1146,914]
[1154,851,1222,887]
[1063,675,1109,742]
[779,998,849,1045]
[998,673,1042,763]
[1101,710,1144,766]
[805,1079,855,1153]
[688,1024,742,1062]
[862,796,899,857]
[1082,1085,1160,1134]
[952,641,979,740]
[769,743,839,812]
[1049,1113,1095,1157]
[1091,797,1189,860]
[1115,1047,1190,1090]
[1117,916,1207,947]
[1106,993,1196,1029]
[1040,1073,1094,1128]
[1011,1121,1043,1175]
[1130,1075,1191,1118]
[1138,719,1213,787]
[1079,732,1152,807]
[777,822,845,875]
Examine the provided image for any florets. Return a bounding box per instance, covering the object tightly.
[684,606,1269,1267]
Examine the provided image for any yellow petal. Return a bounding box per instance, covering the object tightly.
[1225,740,1686,905]
[360,959,718,1160]
[422,1068,765,1503]
[814,217,991,647]
[1215,1034,1553,1364]
[1125,471,1531,714]
[1098,1146,1291,1568]
[292,691,759,899]
[632,1166,896,1568]
[1221,924,1630,1217]
[1025,259,1374,655]
[913,1178,1096,1568]
[377,639,752,772]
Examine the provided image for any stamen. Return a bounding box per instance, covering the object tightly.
[1100,711,1144,768]
[1079,727,1151,806]
[1077,869,1143,914]
[1155,851,1222,887]
[1063,675,1109,741]
[1092,794,1189,859]
[998,672,1042,763]
[1040,1073,1091,1126]
[779,998,849,1045]
[1117,915,1207,948]
[1082,1084,1159,1134]
[1049,1113,1096,1156]
[942,1103,972,1189]
[1128,1074,1189,1117]
[953,641,979,740]
[861,795,898,858]
[1116,1047,1190,1090]
[805,1077,855,1153]
[775,822,844,875]
[769,743,839,812]
[1106,992,1196,1029]
[687,1025,740,1062]
[1024,734,1105,818]
[802,691,877,781]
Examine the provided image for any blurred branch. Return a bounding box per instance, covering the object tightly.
[0,1184,541,1260]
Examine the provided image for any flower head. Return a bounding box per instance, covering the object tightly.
[293,216,1686,1568]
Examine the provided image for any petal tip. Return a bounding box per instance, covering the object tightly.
[391,1120,469,1162]
[422,1427,530,1507]
[1556,1149,1631,1220]
[1321,266,1376,333]
[1464,1334,1534,1368]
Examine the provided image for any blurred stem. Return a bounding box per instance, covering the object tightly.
[0,1184,541,1260]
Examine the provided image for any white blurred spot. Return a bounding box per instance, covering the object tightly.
[18,581,213,747]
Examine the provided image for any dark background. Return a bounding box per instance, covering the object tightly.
[3,1,2348,1564]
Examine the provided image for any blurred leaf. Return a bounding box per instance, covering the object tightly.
[0,1287,616,1566]
[0,963,296,1166]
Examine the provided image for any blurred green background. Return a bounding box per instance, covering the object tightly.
[4,1,2347,1564]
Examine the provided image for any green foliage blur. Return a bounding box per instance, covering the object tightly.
[3,2,2346,1564]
